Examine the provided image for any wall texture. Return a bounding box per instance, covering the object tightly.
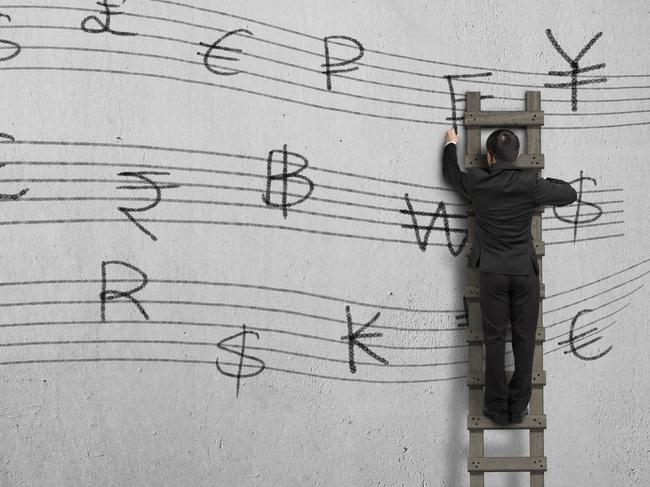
[0,0,648,485]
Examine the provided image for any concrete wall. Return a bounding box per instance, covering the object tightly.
[0,0,648,485]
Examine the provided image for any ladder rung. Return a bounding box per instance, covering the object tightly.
[468,456,547,472]
[465,153,544,169]
[464,111,544,127]
[465,326,545,343]
[467,369,546,386]
[467,414,547,430]
[464,282,546,300]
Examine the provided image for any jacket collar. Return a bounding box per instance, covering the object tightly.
[488,160,519,173]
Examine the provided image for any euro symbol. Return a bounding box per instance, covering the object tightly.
[216,324,266,398]
[557,309,613,361]
[198,29,254,76]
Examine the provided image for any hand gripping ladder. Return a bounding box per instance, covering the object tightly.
[463,91,547,486]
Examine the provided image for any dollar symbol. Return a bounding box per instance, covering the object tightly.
[552,170,602,243]
[216,324,266,397]
[261,144,315,218]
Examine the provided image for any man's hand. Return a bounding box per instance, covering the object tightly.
[445,127,458,144]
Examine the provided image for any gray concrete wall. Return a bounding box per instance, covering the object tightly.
[0,0,648,485]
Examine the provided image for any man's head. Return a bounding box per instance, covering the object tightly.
[486,129,520,166]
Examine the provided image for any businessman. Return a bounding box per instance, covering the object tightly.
[442,127,577,424]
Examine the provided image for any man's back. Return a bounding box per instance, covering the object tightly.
[442,142,577,275]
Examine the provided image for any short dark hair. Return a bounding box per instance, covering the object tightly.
[486,129,520,163]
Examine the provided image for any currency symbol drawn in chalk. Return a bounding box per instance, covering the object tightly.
[543,29,606,112]
[552,170,602,243]
[116,171,180,241]
[216,324,266,398]
[81,0,137,36]
[198,29,254,76]
[0,15,22,62]
[0,160,29,201]
[340,305,388,374]
[557,309,612,361]
[400,193,468,256]
[100,260,149,322]
[261,144,315,219]
[321,35,364,91]
[444,73,494,135]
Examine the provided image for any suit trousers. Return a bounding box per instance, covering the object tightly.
[479,258,540,412]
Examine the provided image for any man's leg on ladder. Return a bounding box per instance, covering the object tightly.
[479,270,510,411]
[507,258,541,413]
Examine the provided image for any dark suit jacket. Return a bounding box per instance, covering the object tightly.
[442,142,577,275]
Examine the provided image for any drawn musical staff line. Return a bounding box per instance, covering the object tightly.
[0,301,634,383]
[0,260,646,340]
[5,42,650,117]
[0,138,627,247]
[3,64,648,130]
[544,257,650,299]
[1,4,649,97]
[0,30,647,106]
[543,284,644,331]
[0,319,470,349]
[0,173,625,210]
[0,339,462,369]
[0,164,626,243]
[0,142,626,197]
[0,265,643,377]
[4,28,650,107]
[147,0,650,80]
[0,216,625,248]
[7,3,648,89]
[544,268,650,315]
[0,278,462,314]
[507,301,630,365]
[0,299,634,377]
[0,304,627,368]
[5,194,624,232]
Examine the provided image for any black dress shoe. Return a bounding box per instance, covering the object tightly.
[509,405,530,423]
[483,405,509,425]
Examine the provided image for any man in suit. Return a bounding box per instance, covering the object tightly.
[442,127,577,424]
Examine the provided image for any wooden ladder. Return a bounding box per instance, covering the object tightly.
[463,91,547,486]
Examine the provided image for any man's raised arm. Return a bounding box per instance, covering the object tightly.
[532,175,577,207]
[441,128,471,202]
